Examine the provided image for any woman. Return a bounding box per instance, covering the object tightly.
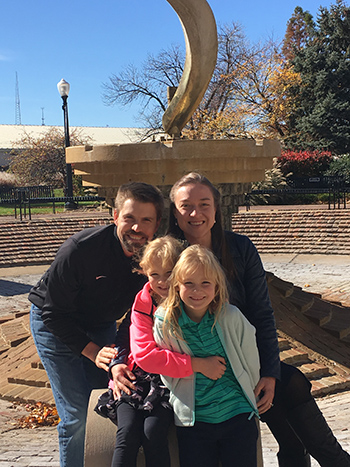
[167,172,350,467]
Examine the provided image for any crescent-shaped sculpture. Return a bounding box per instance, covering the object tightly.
[163,0,218,137]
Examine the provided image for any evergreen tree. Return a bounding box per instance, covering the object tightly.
[285,0,350,155]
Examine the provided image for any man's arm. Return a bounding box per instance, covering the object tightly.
[112,310,132,365]
[40,240,94,355]
[108,311,136,397]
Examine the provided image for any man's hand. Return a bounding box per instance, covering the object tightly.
[111,364,136,399]
[191,356,226,380]
[95,345,117,371]
[254,376,276,414]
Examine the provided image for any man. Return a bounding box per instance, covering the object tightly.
[29,182,164,467]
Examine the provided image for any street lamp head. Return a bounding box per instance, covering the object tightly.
[57,79,70,98]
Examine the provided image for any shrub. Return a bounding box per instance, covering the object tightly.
[0,172,18,189]
[249,164,289,205]
[277,150,332,178]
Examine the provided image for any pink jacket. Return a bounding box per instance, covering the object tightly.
[129,282,193,378]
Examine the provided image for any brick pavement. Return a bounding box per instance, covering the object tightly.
[261,254,350,307]
[260,390,350,466]
[0,392,349,466]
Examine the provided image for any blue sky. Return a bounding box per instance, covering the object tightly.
[0,0,340,128]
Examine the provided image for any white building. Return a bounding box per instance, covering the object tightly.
[0,124,150,170]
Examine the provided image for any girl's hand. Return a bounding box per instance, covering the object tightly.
[95,345,117,371]
[191,356,226,380]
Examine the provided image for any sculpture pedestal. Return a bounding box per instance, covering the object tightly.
[67,138,281,220]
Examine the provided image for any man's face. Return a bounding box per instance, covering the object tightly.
[114,199,160,257]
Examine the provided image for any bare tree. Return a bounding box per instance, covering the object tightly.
[102,24,284,140]
[10,127,90,190]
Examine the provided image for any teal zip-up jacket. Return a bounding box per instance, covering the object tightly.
[153,303,260,427]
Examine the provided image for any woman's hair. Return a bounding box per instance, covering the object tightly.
[168,172,235,283]
[139,236,183,275]
[162,244,229,342]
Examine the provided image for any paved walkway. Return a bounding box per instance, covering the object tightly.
[261,253,350,307]
[1,255,350,466]
[0,391,349,466]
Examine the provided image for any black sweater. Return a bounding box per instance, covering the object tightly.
[29,224,146,355]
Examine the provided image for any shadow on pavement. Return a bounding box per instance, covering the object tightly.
[0,279,33,297]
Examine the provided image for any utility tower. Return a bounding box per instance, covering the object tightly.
[15,72,22,125]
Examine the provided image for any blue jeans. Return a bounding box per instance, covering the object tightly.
[30,304,117,467]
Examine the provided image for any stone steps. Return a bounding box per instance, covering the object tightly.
[232,210,350,254]
[1,209,350,267]
[276,333,350,398]
[0,319,54,404]
[267,272,350,345]
[0,215,112,267]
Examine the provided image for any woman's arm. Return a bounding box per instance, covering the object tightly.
[227,232,280,380]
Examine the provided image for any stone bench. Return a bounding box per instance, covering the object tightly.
[84,389,264,466]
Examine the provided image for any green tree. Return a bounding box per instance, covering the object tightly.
[285,0,350,154]
[9,127,90,190]
[325,154,350,182]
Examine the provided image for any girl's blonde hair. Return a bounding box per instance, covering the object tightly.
[162,244,229,341]
[139,235,183,275]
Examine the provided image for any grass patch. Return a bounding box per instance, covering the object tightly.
[0,201,109,217]
[0,204,65,217]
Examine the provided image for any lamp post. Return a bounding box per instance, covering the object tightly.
[57,78,77,210]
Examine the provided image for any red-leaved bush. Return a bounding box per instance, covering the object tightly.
[277,150,333,177]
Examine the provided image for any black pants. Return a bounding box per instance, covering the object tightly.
[111,402,173,467]
[260,362,312,456]
[176,413,258,467]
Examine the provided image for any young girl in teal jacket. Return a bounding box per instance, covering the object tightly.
[150,244,260,467]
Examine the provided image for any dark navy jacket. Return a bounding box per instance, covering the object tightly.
[224,231,280,380]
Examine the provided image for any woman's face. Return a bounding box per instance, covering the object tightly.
[173,183,216,248]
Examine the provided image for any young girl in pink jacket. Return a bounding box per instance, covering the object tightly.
[110,236,183,467]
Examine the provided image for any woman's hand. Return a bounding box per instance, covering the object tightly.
[94,345,117,371]
[111,364,136,399]
[191,356,226,380]
[254,376,276,414]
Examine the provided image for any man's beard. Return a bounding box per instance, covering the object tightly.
[120,232,147,255]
